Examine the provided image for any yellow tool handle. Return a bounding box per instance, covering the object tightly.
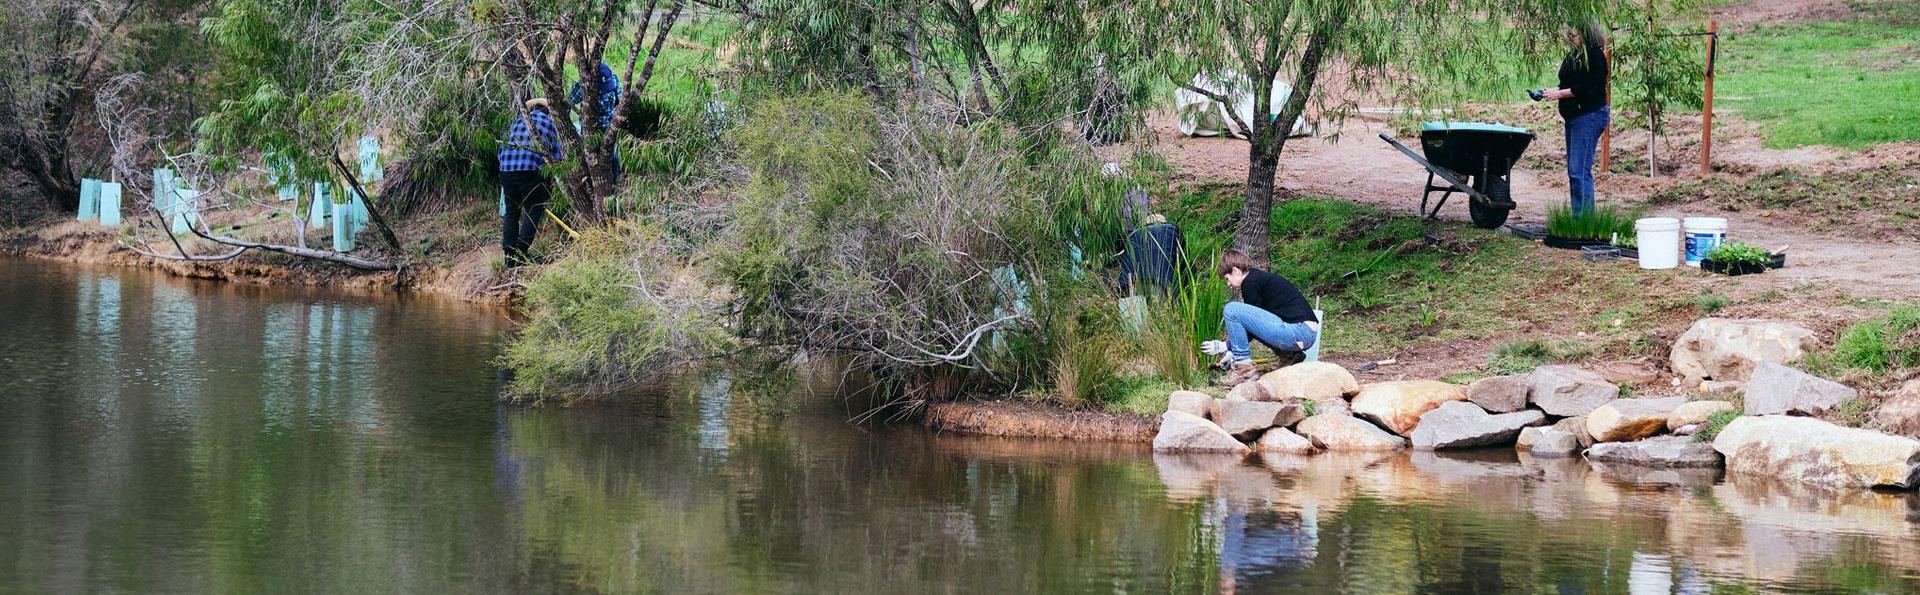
[544,209,579,240]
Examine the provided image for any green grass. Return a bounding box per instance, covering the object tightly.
[1693,291,1731,315]
[1833,305,1920,373]
[1694,410,1742,442]
[1545,204,1637,241]
[1484,339,1590,376]
[1718,2,1920,148]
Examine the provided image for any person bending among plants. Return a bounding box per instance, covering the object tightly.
[1206,250,1319,386]
[497,98,565,268]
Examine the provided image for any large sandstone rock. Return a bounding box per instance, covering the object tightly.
[1167,391,1213,418]
[1668,400,1736,431]
[1872,381,1920,439]
[1295,414,1407,451]
[1712,416,1920,489]
[1311,398,1351,417]
[1255,427,1317,454]
[1466,375,1530,413]
[1586,436,1723,468]
[1349,380,1467,435]
[1743,361,1857,417]
[1226,380,1275,402]
[1520,427,1581,457]
[1410,401,1546,450]
[1152,411,1251,453]
[1209,400,1306,439]
[1258,361,1360,401]
[1552,415,1595,448]
[1586,397,1687,443]
[1529,365,1620,417]
[1670,318,1819,384]
[1699,380,1745,395]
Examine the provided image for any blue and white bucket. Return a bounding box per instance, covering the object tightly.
[1682,217,1728,266]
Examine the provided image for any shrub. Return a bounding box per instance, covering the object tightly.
[500,223,731,401]
[716,92,1108,399]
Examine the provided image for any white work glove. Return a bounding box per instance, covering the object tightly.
[1200,340,1229,356]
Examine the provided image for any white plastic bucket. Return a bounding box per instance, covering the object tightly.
[1635,217,1681,270]
[1683,217,1728,266]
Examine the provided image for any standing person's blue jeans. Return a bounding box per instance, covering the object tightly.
[1223,301,1318,364]
[1565,105,1609,217]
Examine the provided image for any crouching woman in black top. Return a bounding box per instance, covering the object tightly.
[1213,250,1319,386]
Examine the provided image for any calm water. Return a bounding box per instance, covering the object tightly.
[4,259,1920,594]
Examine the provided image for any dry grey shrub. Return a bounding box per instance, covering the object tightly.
[720,92,1056,398]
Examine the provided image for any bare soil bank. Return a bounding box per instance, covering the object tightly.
[2,219,520,304]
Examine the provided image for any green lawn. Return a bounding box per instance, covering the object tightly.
[1717,1,1920,148]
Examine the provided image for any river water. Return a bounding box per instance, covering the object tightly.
[4,258,1919,594]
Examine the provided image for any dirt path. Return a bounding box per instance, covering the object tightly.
[1147,114,1920,300]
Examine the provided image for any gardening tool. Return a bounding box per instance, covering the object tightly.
[1379,122,1536,230]
[543,209,580,240]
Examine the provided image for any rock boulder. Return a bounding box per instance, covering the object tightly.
[1258,362,1360,401]
[1152,411,1252,453]
[1586,436,1722,468]
[1255,427,1317,454]
[1872,380,1920,440]
[1712,416,1920,489]
[1209,400,1306,439]
[1466,375,1530,413]
[1669,318,1819,384]
[1227,380,1275,402]
[1410,401,1546,450]
[1667,400,1736,431]
[1350,380,1467,436]
[1586,397,1687,443]
[1520,427,1581,457]
[1743,361,1857,417]
[1553,415,1595,448]
[1529,365,1620,417]
[1167,391,1213,418]
[1294,414,1407,451]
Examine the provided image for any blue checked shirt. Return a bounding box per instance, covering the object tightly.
[498,109,564,172]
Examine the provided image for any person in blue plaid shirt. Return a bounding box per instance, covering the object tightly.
[569,62,623,185]
[497,98,564,267]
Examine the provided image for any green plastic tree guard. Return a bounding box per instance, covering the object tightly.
[331,201,354,251]
[309,183,331,229]
[78,178,99,221]
[358,137,383,183]
[99,182,122,226]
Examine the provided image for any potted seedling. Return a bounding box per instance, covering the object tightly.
[1610,231,1639,259]
[1700,242,1786,276]
[1545,205,1636,250]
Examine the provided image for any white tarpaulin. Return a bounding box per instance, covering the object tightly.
[1175,71,1315,139]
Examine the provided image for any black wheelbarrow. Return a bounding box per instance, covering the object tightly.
[1379,122,1534,229]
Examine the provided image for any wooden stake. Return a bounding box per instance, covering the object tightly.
[1599,39,1613,172]
[1700,20,1717,175]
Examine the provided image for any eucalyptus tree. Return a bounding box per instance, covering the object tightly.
[1065,0,1610,262]
[0,0,205,212]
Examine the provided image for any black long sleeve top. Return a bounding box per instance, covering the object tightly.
[1557,43,1611,119]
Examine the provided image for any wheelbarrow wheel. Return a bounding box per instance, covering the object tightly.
[1469,177,1513,229]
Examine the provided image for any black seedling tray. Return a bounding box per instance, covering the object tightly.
[1701,254,1786,276]
[1544,235,1612,250]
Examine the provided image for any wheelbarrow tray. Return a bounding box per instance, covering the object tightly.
[1418,122,1534,179]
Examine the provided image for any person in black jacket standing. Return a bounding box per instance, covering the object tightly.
[1538,19,1610,217]
[1210,250,1319,386]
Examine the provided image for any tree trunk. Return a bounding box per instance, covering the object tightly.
[1236,147,1282,264]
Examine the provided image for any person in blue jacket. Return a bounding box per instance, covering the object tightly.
[569,63,624,185]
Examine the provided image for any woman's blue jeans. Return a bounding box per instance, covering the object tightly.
[1565,105,1609,217]
[1223,301,1318,364]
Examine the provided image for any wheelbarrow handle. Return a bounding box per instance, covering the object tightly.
[1378,132,1489,204]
